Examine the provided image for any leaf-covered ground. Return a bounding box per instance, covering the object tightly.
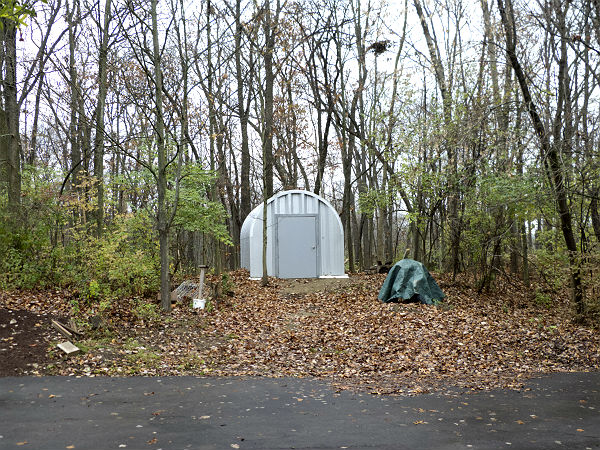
[1,271,599,394]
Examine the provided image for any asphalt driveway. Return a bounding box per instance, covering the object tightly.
[0,373,598,449]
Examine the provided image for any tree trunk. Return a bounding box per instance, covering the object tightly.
[152,0,170,312]
[413,0,459,277]
[521,221,530,287]
[66,0,82,208]
[235,0,251,223]
[341,145,355,272]
[28,54,45,165]
[262,0,277,199]
[497,0,583,316]
[93,0,112,237]
[591,192,600,244]
[1,20,21,211]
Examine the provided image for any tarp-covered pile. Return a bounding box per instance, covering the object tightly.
[378,259,445,305]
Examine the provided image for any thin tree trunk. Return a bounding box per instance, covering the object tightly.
[521,221,530,287]
[1,20,21,211]
[262,0,277,199]
[497,0,583,316]
[28,55,45,165]
[152,0,170,312]
[235,0,251,223]
[591,192,600,243]
[93,0,111,237]
[66,0,81,196]
[413,0,459,277]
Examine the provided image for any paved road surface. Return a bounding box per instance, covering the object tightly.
[0,373,599,449]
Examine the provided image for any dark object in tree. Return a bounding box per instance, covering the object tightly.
[377,260,393,274]
[368,40,389,54]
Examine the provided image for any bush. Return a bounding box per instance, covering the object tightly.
[0,180,65,289]
[70,211,160,301]
[0,196,159,302]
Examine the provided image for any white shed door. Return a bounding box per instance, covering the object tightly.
[277,215,317,278]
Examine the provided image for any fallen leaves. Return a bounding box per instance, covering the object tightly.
[2,271,600,394]
[189,272,600,393]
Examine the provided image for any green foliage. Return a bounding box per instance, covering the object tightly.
[534,289,552,308]
[71,211,160,300]
[220,272,235,294]
[0,176,160,301]
[0,166,67,289]
[121,338,161,371]
[85,280,101,301]
[358,188,389,217]
[0,0,45,27]
[533,248,569,292]
[70,298,81,317]
[460,170,543,276]
[170,165,232,245]
[99,298,112,313]
[133,299,161,322]
[477,173,541,221]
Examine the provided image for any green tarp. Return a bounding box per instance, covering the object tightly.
[377,259,445,305]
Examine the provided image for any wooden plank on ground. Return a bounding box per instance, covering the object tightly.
[67,319,82,336]
[52,320,73,339]
[61,319,83,337]
[57,341,80,356]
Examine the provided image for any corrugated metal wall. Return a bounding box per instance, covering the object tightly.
[240,190,346,278]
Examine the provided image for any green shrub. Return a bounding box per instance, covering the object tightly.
[221,272,235,294]
[133,299,161,322]
[0,177,65,289]
[534,289,552,308]
[71,211,160,301]
[0,198,160,303]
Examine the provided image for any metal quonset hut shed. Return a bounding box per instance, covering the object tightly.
[240,190,346,279]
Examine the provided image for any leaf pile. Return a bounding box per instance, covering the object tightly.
[2,271,599,395]
[200,273,600,393]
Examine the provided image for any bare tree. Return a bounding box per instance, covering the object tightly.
[92,0,112,236]
[413,0,460,276]
[497,0,584,315]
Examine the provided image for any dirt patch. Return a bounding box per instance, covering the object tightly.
[0,308,63,376]
[279,277,355,295]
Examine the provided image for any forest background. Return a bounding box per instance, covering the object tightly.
[0,0,599,321]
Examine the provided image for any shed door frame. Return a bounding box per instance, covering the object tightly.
[275,214,320,278]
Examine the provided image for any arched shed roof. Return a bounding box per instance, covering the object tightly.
[240,190,345,278]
